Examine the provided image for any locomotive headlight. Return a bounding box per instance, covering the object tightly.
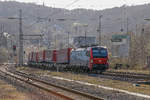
[91,60,93,63]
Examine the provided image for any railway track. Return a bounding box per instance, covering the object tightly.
[107,70,145,75]
[10,65,150,84]
[101,71,150,84]
[15,65,150,84]
[103,71,150,81]
[18,63,150,83]
[0,67,104,100]
[86,71,150,84]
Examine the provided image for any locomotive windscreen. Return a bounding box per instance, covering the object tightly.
[92,48,107,58]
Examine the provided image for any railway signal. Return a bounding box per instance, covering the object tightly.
[13,45,16,51]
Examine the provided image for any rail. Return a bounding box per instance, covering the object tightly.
[103,71,150,80]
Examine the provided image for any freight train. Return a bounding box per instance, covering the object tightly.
[28,46,109,73]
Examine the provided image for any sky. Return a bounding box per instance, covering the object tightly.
[1,0,150,10]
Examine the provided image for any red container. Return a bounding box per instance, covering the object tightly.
[52,50,57,63]
[56,48,71,64]
[36,52,39,62]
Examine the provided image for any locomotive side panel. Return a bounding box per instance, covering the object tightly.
[70,49,89,67]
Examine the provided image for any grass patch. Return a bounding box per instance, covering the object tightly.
[107,69,150,75]
[0,80,28,100]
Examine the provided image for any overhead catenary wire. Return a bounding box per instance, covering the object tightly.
[64,0,81,8]
[44,0,82,19]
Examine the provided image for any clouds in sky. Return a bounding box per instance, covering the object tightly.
[1,0,150,9]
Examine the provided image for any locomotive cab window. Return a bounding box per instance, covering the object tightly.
[92,48,107,58]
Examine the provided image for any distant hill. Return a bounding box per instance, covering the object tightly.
[0,1,150,47]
